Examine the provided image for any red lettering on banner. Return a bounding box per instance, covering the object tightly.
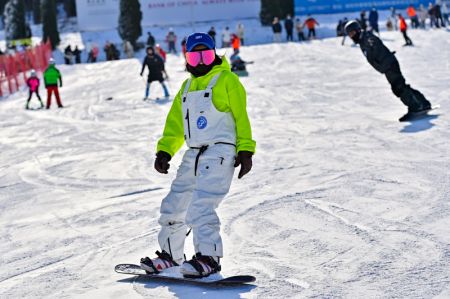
[177,1,198,7]
[148,2,165,9]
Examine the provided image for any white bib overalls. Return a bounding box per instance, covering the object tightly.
[158,73,236,260]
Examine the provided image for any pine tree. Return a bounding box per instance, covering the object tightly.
[118,0,142,47]
[42,0,60,49]
[63,0,76,18]
[33,0,41,24]
[4,0,27,41]
[260,0,294,25]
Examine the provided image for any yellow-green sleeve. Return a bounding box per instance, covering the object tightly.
[227,74,256,153]
[156,84,185,157]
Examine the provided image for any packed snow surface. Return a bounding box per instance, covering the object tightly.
[1,29,449,298]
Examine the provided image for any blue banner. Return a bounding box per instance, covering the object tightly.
[295,0,427,15]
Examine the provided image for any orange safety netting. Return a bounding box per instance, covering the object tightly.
[0,41,52,97]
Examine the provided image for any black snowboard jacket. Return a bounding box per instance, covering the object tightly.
[141,55,165,82]
[359,31,397,74]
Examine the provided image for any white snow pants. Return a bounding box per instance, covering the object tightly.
[158,143,235,261]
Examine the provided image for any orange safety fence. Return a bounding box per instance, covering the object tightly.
[0,41,52,97]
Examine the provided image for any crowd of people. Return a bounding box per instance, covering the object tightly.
[336,2,448,47]
[272,14,320,42]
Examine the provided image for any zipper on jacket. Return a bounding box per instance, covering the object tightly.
[185,109,191,139]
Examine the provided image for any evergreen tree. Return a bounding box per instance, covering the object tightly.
[33,0,41,24]
[63,0,76,17]
[260,0,294,25]
[42,0,60,49]
[118,0,142,47]
[4,0,27,41]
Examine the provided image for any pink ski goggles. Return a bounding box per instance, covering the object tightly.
[185,49,215,67]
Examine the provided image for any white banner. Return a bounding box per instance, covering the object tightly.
[76,0,260,31]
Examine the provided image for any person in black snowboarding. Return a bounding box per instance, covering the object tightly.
[140,46,169,100]
[344,20,432,121]
[284,14,294,41]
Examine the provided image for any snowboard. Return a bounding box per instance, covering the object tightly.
[399,105,440,122]
[115,264,256,286]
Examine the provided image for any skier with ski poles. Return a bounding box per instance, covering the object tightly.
[344,20,432,121]
[140,46,169,100]
[140,32,256,278]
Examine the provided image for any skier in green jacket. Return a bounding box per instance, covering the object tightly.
[140,32,256,278]
[44,58,63,109]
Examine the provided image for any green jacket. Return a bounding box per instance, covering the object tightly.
[44,65,62,87]
[157,58,256,157]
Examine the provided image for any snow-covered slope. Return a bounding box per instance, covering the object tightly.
[1,29,449,298]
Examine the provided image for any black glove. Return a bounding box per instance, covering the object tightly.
[154,151,171,174]
[234,151,253,179]
[140,72,143,77]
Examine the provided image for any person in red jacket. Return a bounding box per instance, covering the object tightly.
[155,44,167,62]
[25,69,44,109]
[304,15,320,39]
[399,14,413,46]
[231,33,240,52]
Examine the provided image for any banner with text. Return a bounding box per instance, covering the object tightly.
[76,0,260,31]
[295,0,428,15]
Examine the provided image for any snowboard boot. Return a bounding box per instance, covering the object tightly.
[180,253,221,278]
[140,250,180,274]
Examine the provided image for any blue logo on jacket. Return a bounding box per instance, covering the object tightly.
[197,116,207,129]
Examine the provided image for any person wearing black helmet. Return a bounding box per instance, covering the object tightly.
[344,20,432,121]
[140,46,169,100]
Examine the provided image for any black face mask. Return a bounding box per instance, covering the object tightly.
[186,55,222,77]
[350,31,361,44]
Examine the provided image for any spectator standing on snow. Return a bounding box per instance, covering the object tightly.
[272,17,282,42]
[208,27,217,45]
[123,40,134,58]
[435,1,445,27]
[25,69,44,110]
[360,11,368,31]
[64,45,73,65]
[147,32,156,48]
[304,15,319,39]
[181,37,187,57]
[407,5,420,28]
[221,27,231,48]
[390,7,398,30]
[295,18,305,41]
[44,58,63,109]
[369,7,379,35]
[344,20,432,121]
[429,3,439,28]
[418,4,428,29]
[72,46,81,64]
[87,44,99,63]
[442,2,449,26]
[140,46,169,100]
[399,14,413,46]
[166,29,177,54]
[231,33,240,52]
[284,14,294,41]
[236,23,245,45]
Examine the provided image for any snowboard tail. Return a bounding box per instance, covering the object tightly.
[115,264,255,285]
[399,105,440,122]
